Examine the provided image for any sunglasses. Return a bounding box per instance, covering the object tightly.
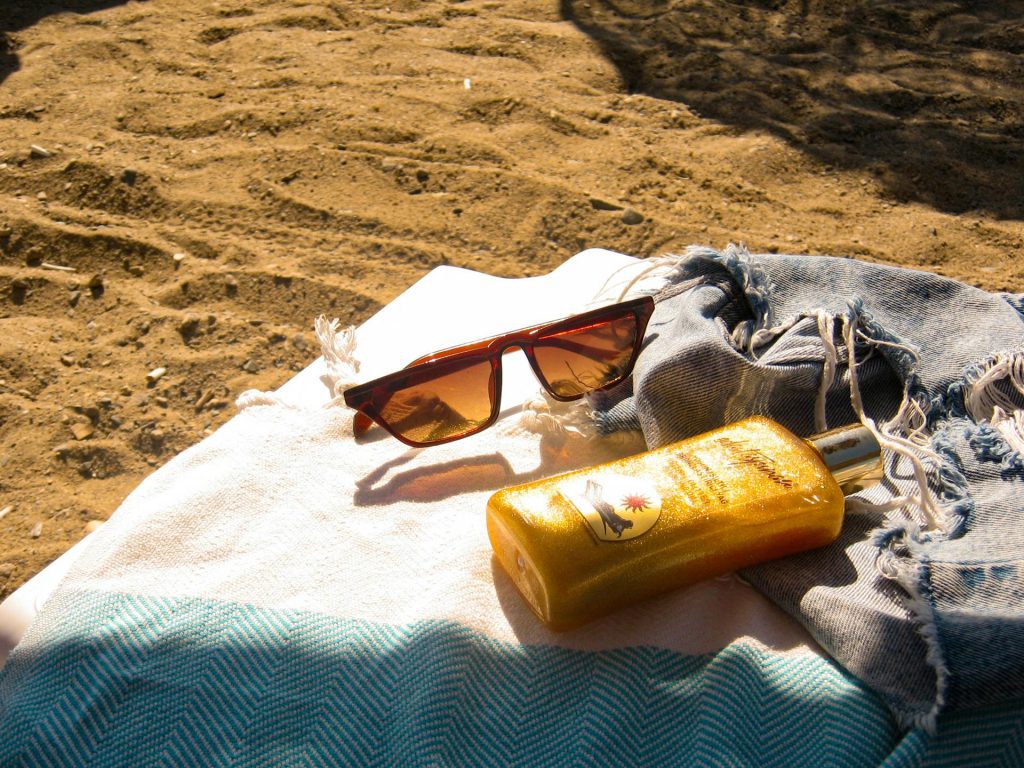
[342,295,655,447]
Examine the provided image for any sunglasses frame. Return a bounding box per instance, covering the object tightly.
[342,295,655,448]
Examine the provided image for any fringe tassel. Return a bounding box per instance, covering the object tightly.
[596,253,689,303]
[841,314,948,533]
[314,315,361,400]
[235,389,289,410]
[236,316,361,411]
[517,392,598,440]
[814,311,838,433]
[963,352,1024,456]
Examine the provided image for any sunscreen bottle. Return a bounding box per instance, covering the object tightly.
[487,416,882,630]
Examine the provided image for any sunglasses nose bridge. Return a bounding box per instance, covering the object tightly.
[495,337,564,403]
[493,333,537,361]
[493,339,548,392]
[496,342,525,357]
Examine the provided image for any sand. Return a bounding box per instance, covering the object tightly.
[1,0,1022,599]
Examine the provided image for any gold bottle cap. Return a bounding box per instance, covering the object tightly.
[808,423,883,495]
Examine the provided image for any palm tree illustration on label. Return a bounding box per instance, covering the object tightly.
[560,474,662,542]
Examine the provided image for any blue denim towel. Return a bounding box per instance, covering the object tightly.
[592,245,1024,730]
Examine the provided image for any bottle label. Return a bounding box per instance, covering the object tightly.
[713,436,795,489]
[560,474,662,542]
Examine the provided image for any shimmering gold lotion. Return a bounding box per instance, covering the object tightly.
[487,417,881,630]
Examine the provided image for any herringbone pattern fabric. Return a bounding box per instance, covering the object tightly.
[2,591,1021,767]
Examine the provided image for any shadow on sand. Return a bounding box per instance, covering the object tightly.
[561,0,1024,219]
[1,1,136,86]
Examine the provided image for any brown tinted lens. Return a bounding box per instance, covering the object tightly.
[533,311,638,398]
[373,357,496,445]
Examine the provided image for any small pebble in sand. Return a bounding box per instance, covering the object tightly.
[178,314,201,338]
[621,208,644,225]
[195,389,214,410]
[70,422,95,441]
[30,522,42,539]
[589,196,623,212]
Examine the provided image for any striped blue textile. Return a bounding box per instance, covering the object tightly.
[1,591,1021,767]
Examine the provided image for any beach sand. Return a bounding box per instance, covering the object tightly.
[1,0,1022,598]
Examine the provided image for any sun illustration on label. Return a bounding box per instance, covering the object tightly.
[561,474,663,542]
[621,493,653,514]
